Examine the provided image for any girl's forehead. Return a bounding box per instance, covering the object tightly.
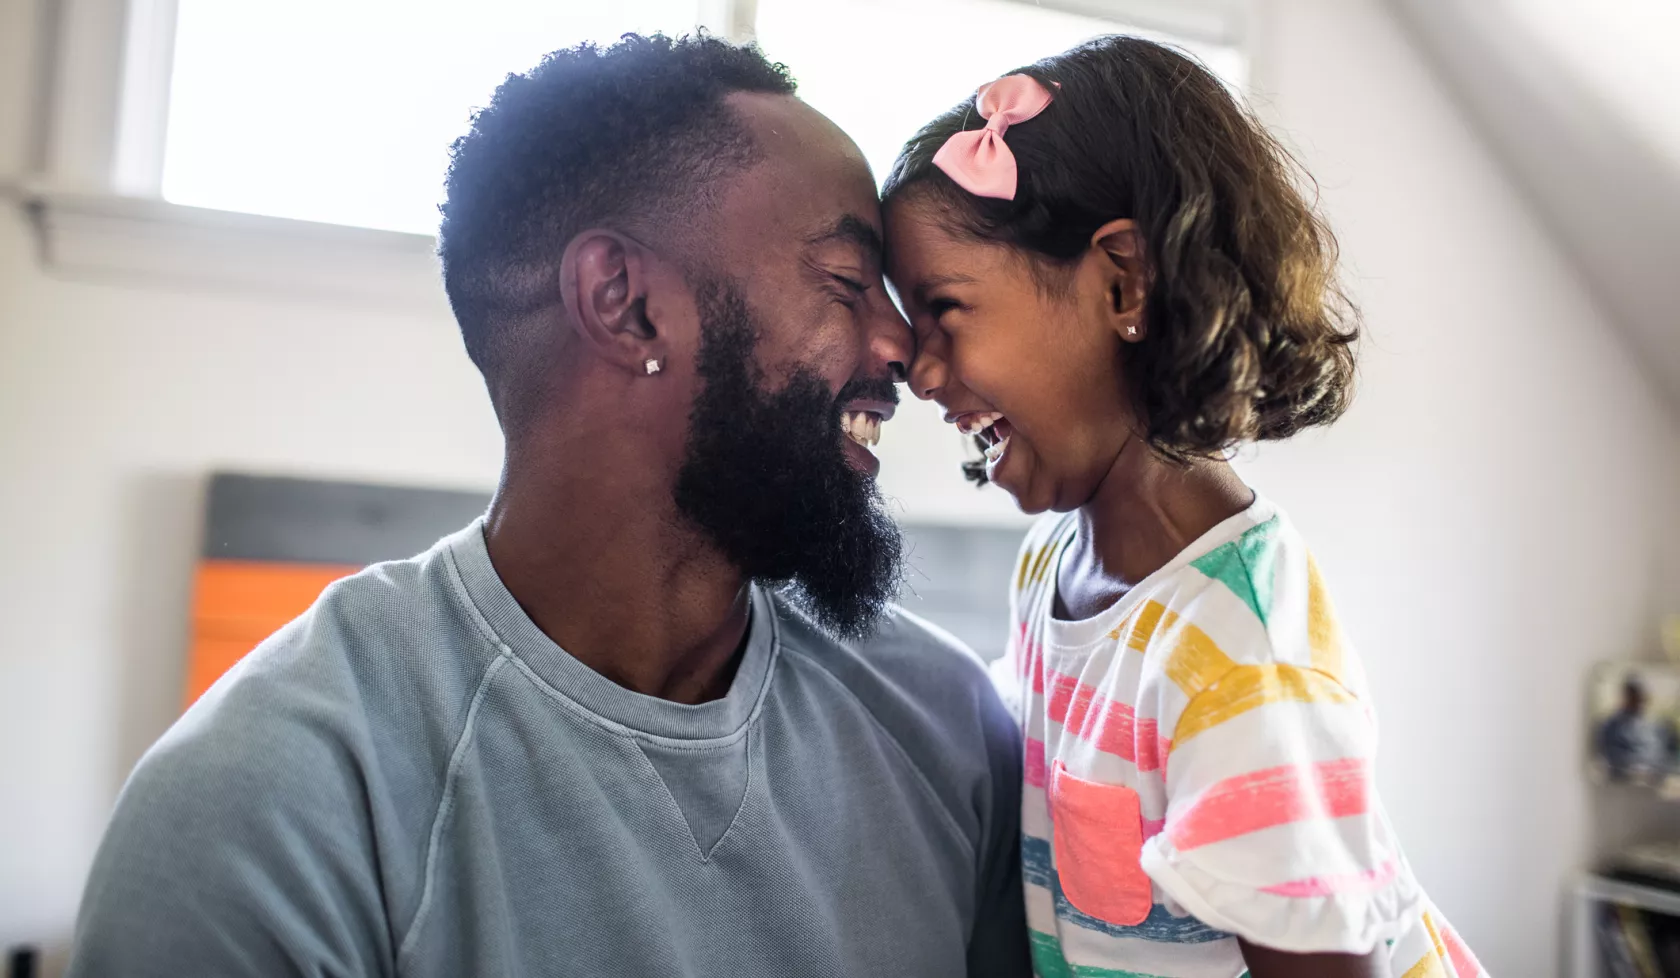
[884,201,963,261]
[885,204,1014,280]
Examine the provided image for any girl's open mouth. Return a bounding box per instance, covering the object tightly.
[955,412,1013,466]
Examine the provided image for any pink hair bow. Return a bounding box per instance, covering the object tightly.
[931,74,1055,201]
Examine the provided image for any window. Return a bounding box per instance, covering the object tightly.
[152,0,1245,235]
[161,0,707,234]
[27,0,1245,296]
[755,0,1246,186]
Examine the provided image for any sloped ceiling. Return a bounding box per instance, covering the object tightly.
[1388,0,1680,408]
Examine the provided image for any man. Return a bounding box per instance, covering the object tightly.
[68,34,1029,977]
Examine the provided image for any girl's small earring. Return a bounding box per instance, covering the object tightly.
[644,358,663,375]
[1126,326,1138,336]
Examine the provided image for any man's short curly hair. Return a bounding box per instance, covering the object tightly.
[884,35,1358,471]
[438,34,794,423]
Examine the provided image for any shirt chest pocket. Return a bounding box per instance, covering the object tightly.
[1049,761,1154,926]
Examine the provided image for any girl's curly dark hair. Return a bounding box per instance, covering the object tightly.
[883,35,1358,474]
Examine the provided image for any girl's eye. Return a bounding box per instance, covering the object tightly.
[928,297,961,320]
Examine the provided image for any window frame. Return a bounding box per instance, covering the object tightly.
[19,0,1250,300]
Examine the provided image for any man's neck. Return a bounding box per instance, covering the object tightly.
[482,446,753,706]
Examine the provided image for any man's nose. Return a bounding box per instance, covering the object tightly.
[863,292,913,384]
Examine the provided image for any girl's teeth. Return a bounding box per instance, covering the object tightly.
[984,436,1008,462]
[957,412,1004,436]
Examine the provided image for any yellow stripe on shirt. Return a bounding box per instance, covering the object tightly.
[1114,600,1172,649]
[1017,536,1065,593]
[1015,543,1043,593]
[1171,663,1357,748]
[1399,912,1451,978]
[1306,553,1346,683]
[1401,950,1448,978]
[1160,610,1237,697]
[1423,912,1447,961]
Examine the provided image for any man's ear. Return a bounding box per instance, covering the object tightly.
[1090,218,1150,343]
[559,230,665,374]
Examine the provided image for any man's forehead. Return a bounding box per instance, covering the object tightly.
[725,91,864,164]
[717,92,882,245]
[807,214,883,263]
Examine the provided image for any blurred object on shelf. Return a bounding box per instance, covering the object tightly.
[1590,662,1680,800]
[1662,616,1680,665]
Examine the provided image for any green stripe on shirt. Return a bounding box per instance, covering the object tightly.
[1030,930,1178,978]
[1189,516,1280,626]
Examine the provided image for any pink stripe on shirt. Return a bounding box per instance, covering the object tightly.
[1260,859,1398,897]
[1166,757,1371,851]
[1025,737,1047,788]
[1042,670,1168,773]
[1441,922,1482,977]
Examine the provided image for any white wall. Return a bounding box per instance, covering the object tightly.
[1387,0,1680,410]
[1242,1,1680,974]
[1,8,508,969]
[4,0,1680,974]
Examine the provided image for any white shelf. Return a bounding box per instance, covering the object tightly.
[1572,874,1680,978]
[1581,874,1680,918]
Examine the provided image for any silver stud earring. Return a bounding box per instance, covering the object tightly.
[644,358,662,375]
[1127,326,1138,336]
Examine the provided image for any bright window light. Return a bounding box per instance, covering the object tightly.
[160,0,1245,234]
[756,0,1246,187]
[162,0,702,233]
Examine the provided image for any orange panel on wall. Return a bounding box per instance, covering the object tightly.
[183,560,356,707]
[181,473,491,712]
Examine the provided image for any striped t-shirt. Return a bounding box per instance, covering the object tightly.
[1005,496,1486,977]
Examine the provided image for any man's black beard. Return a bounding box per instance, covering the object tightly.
[673,276,903,640]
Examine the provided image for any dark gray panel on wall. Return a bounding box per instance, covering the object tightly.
[896,523,1027,663]
[204,472,490,564]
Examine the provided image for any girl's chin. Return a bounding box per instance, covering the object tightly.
[984,438,1064,515]
[991,464,1051,516]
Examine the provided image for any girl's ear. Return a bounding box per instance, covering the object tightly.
[1089,218,1149,343]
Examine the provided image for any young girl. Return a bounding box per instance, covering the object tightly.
[883,37,1487,978]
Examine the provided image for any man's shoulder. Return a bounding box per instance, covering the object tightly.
[767,594,1014,773]
[767,594,1021,854]
[77,532,499,976]
[206,531,494,722]
[142,529,499,828]
[770,595,993,704]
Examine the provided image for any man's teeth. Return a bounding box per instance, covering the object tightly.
[842,410,882,448]
[956,412,1005,436]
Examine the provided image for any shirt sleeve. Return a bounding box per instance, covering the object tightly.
[66,682,392,978]
[1138,664,1425,955]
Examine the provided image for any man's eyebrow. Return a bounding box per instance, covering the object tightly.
[806,214,883,264]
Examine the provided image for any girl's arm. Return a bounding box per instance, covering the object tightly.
[1238,939,1386,978]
